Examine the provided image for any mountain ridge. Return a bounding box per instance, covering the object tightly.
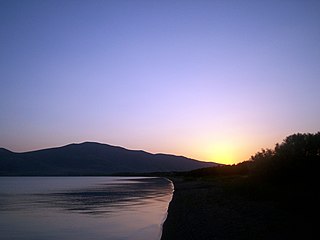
[0,142,217,176]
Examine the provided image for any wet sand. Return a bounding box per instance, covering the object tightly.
[161,177,315,240]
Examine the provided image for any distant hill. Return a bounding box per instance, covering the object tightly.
[0,142,217,176]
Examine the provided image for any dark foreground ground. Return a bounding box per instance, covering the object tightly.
[161,176,318,240]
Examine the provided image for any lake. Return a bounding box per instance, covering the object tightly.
[0,177,173,240]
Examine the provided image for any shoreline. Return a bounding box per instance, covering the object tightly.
[160,177,315,240]
[160,177,221,240]
[159,177,174,240]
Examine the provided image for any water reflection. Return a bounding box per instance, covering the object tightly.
[34,178,172,215]
[0,177,173,240]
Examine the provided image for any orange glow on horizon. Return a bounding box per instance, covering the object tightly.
[207,143,236,164]
[191,136,258,165]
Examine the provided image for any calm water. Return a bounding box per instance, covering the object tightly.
[0,177,173,240]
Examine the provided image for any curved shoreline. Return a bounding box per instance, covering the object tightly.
[160,177,205,240]
[159,178,174,240]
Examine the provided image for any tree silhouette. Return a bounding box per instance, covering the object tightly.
[249,132,320,182]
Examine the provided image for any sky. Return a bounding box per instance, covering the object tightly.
[1,0,319,164]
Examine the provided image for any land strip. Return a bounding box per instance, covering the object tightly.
[161,176,316,240]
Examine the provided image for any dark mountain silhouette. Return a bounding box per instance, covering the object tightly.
[0,142,217,176]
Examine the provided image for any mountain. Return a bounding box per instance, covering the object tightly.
[0,142,217,176]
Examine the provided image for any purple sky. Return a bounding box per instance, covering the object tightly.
[1,0,320,164]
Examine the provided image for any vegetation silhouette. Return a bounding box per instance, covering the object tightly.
[178,132,320,206]
[250,132,320,181]
[183,132,320,181]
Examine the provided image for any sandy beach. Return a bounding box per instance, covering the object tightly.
[161,177,316,240]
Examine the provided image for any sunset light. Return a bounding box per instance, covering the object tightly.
[1,0,319,165]
[210,143,235,165]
